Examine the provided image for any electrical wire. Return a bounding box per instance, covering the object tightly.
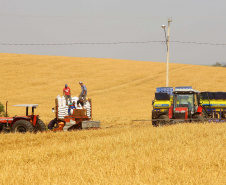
[0,41,225,46]
[171,41,226,46]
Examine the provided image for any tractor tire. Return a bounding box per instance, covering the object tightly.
[202,108,208,118]
[193,115,205,123]
[0,123,10,134]
[11,120,34,133]
[3,128,11,134]
[0,123,3,133]
[158,115,170,126]
[34,119,46,132]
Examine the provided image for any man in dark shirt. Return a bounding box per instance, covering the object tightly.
[79,81,87,104]
[48,118,57,130]
[77,99,84,108]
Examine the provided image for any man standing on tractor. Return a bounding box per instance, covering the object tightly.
[63,84,72,105]
[77,99,84,108]
[79,81,87,105]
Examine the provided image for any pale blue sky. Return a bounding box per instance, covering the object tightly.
[0,0,225,65]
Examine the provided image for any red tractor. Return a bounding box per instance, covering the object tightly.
[152,89,208,126]
[0,102,46,133]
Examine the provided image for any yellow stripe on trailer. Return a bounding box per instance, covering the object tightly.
[201,99,226,108]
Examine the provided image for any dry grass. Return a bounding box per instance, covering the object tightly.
[0,53,226,184]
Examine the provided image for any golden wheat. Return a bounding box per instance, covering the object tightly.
[0,124,225,185]
[1,53,226,126]
[0,53,226,184]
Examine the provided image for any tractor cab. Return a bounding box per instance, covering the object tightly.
[13,104,39,125]
[172,89,200,119]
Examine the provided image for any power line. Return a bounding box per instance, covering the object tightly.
[0,41,225,46]
[0,41,163,45]
[172,41,226,46]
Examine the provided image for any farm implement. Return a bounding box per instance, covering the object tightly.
[0,103,46,133]
[0,95,100,133]
[151,86,226,126]
[48,96,100,131]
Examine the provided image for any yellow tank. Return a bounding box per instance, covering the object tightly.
[201,99,226,108]
[153,100,172,109]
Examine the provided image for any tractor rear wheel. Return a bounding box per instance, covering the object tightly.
[158,115,170,126]
[193,115,205,123]
[34,119,46,132]
[11,120,34,133]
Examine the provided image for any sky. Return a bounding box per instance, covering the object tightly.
[0,0,225,65]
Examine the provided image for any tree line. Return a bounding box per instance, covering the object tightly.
[0,102,7,117]
[212,62,226,67]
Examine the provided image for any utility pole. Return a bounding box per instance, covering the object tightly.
[161,18,172,87]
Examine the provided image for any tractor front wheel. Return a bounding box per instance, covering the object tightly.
[158,115,170,126]
[34,119,46,132]
[11,120,34,133]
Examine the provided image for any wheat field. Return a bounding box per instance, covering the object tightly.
[0,53,226,184]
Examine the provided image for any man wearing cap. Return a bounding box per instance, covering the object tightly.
[63,84,72,105]
[79,81,87,105]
